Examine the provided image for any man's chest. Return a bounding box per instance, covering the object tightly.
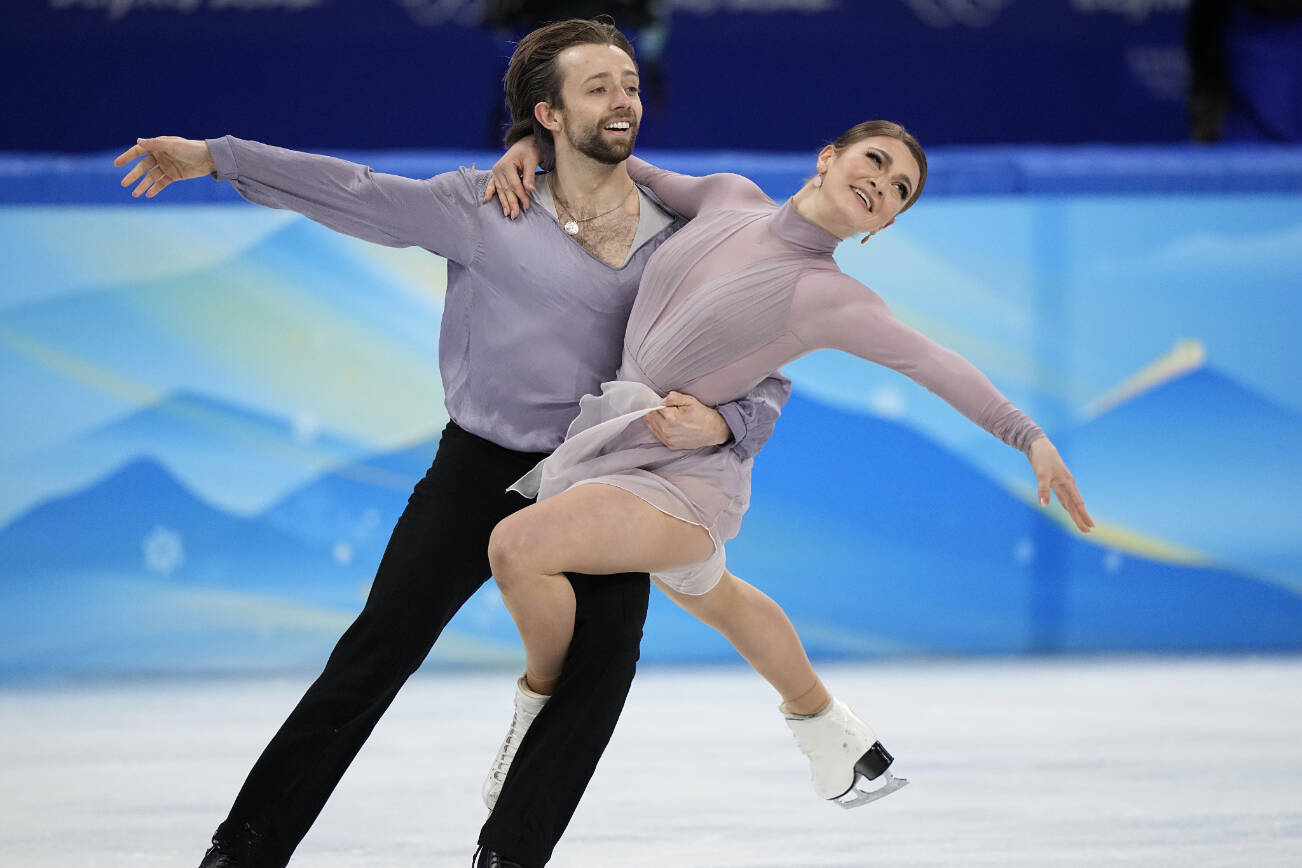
[458,221,643,321]
[570,215,638,268]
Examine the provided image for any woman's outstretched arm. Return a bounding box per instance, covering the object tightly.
[794,271,1094,532]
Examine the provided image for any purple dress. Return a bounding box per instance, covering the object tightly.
[513,160,1044,594]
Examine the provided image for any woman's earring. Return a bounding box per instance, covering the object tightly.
[813,174,823,188]
[860,231,873,245]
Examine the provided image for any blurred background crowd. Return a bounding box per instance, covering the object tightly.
[4,0,1301,152]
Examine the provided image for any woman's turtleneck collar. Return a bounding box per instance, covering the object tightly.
[771,197,841,257]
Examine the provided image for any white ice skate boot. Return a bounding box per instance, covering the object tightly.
[784,698,909,809]
[482,676,549,811]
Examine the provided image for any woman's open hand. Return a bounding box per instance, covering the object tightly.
[484,136,543,218]
[1028,437,1094,533]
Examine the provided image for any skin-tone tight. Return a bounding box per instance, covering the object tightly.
[488,482,831,715]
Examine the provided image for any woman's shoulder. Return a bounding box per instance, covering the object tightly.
[687,171,777,213]
[720,172,778,207]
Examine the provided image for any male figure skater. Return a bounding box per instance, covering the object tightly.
[115,18,789,868]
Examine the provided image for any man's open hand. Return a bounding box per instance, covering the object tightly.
[114,136,215,199]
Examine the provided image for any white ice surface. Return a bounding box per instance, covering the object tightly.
[2,657,1301,867]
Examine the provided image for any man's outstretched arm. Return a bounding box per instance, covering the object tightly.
[116,135,215,197]
[116,135,480,264]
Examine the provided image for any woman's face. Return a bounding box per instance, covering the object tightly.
[817,135,921,237]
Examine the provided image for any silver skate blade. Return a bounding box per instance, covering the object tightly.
[834,770,909,809]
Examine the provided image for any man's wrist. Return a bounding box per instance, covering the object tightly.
[715,403,745,447]
[713,411,732,446]
[205,136,236,181]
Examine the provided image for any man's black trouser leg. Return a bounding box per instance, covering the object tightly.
[210,422,646,868]
[478,570,649,867]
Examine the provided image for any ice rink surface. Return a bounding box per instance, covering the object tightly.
[3,656,1301,867]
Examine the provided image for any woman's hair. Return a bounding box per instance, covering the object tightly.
[832,120,928,212]
[502,17,637,167]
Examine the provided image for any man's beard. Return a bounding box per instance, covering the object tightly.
[566,115,639,164]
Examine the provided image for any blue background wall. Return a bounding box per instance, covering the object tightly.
[2,145,1300,679]
[4,0,1195,152]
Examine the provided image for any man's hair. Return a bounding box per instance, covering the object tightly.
[502,17,637,167]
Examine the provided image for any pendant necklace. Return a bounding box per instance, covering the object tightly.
[556,184,636,236]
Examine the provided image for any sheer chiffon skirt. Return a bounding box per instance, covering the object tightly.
[509,380,751,594]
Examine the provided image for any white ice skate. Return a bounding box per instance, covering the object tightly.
[482,676,549,811]
[784,698,909,809]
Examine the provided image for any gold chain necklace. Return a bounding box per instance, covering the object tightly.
[554,184,636,236]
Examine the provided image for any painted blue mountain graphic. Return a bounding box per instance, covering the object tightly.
[641,391,1302,662]
[0,450,518,679]
[1068,366,1302,585]
[4,387,1298,677]
[4,389,370,528]
[3,214,443,357]
[0,457,361,678]
[1,213,443,523]
[260,437,438,557]
[0,457,369,605]
[256,435,521,649]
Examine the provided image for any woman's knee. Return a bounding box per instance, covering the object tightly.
[487,513,540,585]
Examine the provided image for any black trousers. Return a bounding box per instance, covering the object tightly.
[214,421,650,867]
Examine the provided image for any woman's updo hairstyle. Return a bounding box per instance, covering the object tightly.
[831,121,927,212]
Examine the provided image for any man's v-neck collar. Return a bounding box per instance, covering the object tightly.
[533,172,675,268]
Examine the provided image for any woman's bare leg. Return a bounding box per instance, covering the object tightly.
[661,570,904,805]
[488,482,715,695]
[655,570,831,715]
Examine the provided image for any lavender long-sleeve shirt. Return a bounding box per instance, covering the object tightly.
[207,137,790,456]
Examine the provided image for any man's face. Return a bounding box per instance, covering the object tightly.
[551,43,642,164]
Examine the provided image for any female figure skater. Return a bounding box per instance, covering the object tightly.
[482,121,1093,807]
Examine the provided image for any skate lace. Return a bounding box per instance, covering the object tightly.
[487,707,528,785]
